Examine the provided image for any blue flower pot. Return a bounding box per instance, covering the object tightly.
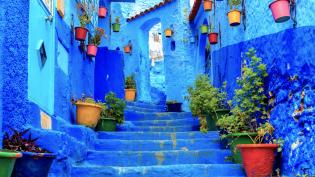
[11,152,56,177]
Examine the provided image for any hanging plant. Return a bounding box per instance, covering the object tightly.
[227,0,242,26]
[203,0,213,11]
[269,0,291,23]
[98,6,107,18]
[112,17,121,32]
[165,28,173,37]
[208,24,218,44]
[75,2,94,41]
[87,27,107,57]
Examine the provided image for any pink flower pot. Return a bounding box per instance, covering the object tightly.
[269,0,291,23]
[87,45,98,57]
[98,7,107,18]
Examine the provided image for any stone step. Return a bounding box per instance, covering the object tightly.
[126,101,165,110]
[94,138,221,151]
[85,149,232,166]
[127,118,199,126]
[97,131,219,140]
[118,125,199,132]
[71,164,245,177]
[126,105,166,112]
[124,111,195,121]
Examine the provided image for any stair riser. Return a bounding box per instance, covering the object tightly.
[118,126,199,132]
[126,106,165,112]
[97,132,220,140]
[86,150,232,166]
[125,111,194,121]
[94,139,221,151]
[129,119,199,126]
[71,165,245,177]
[126,102,165,110]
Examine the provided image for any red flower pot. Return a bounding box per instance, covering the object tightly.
[98,7,107,18]
[237,144,278,177]
[208,33,218,44]
[75,27,88,41]
[87,45,98,57]
[269,0,290,23]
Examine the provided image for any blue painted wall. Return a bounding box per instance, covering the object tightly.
[191,0,315,175]
[94,47,125,101]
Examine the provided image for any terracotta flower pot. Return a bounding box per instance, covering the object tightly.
[125,89,136,101]
[98,7,107,18]
[75,27,88,41]
[203,0,213,11]
[165,28,173,37]
[124,46,131,53]
[227,10,241,26]
[237,144,278,177]
[87,45,98,57]
[269,0,290,23]
[200,25,208,34]
[76,102,102,128]
[208,32,218,44]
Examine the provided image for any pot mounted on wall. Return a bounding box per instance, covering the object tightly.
[200,25,209,34]
[227,10,241,26]
[124,40,132,54]
[165,28,173,37]
[87,44,98,57]
[98,7,107,18]
[203,0,213,11]
[75,27,88,41]
[208,32,218,44]
[269,0,291,23]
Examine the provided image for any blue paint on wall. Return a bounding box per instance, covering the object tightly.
[212,26,315,176]
[94,47,125,101]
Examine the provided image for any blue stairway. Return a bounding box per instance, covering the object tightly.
[71,102,245,177]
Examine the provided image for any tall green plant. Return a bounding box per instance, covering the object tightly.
[101,92,126,125]
[228,0,241,10]
[186,75,227,132]
[125,75,136,89]
[217,48,268,133]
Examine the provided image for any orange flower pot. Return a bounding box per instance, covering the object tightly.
[125,89,136,101]
[124,46,131,53]
[237,144,278,177]
[227,10,241,26]
[165,28,173,38]
[76,102,102,128]
[87,45,98,57]
[98,7,107,18]
[203,0,213,11]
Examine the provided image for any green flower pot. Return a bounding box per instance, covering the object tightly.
[112,23,120,32]
[200,25,208,34]
[226,132,257,164]
[96,118,117,131]
[0,151,22,177]
[206,109,230,131]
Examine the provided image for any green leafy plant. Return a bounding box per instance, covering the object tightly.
[125,75,136,89]
[228,0,241,10]
[3,128,50,153]
[217,48,268,134]
[77,2,95,28]
[166,100,179,104]
[89,27,107,46]
[209,23,215,33]
[186,74,227,132]
[101,92,126,125]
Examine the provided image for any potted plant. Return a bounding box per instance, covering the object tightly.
[96,92,126,131]
[98,6,107,18]
[237,123,280,177]
[3,129,56,177]
[165,28,173,38]
[208,23,218,44]
[203,0,213,11]
[0,150,22,177]
[217,48,269,163]
[186,75,228,132]
[112,17,121,32]
[269,0,291,23]
[166,100,182,112]
[124,45,132,53]
[87,27,107,57]
[74,96,103,128]
[75,2,92,41]
[200,24,208,34]
[227,0,242,26]
[125,74,136,102]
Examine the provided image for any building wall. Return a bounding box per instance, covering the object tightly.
[111,0,196,110]
[192,0,315,175]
